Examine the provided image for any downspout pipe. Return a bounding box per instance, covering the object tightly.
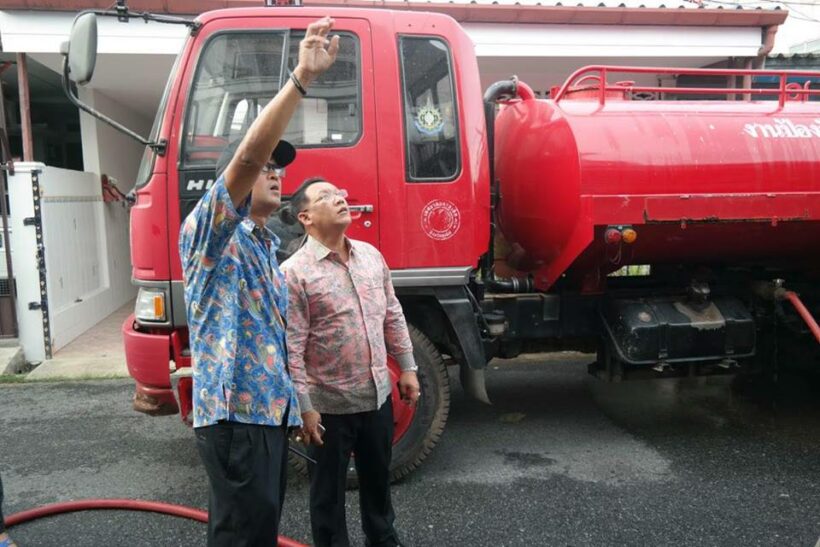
[756,25,778,69]
[744,25,779,99]
[16,53,33,162]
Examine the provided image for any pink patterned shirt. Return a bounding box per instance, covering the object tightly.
[283,236,416,415]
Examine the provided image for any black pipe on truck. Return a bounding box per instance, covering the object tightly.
[485,276,534,294]
[480,79,519,282]
[482,79,536,295]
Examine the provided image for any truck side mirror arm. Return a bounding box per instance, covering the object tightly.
[60,4,198,155]
[60,53,164,153]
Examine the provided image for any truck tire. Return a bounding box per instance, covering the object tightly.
[289,324,450,487]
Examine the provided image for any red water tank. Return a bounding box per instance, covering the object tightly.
[494,69,820,290]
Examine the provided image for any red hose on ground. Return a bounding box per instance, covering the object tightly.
[6,499,307,547]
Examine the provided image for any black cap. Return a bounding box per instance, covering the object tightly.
[215,139,296,180]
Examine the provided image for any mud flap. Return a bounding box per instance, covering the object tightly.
[459,365,490,404]
[436,286,492,404]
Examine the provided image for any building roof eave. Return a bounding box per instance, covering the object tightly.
[2,0,788,27]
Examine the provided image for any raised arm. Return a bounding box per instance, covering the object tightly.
[223,17,340,208]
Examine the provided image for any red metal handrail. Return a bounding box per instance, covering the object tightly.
[553,65,820,107]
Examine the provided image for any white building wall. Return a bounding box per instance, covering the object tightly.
[417,0,817,54]
[466,23,764,59]
[78,88,152,193]
[466,22,765,90]
[74,89,149,345]
[0,10,187,55]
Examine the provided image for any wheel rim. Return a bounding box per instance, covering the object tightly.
[388,355,417,443]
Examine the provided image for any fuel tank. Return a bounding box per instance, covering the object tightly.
[494,81,820,289]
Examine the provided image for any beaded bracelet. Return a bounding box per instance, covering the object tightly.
[289,71,308,97]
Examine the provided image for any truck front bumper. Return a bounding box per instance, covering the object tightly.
[122,314,179,416]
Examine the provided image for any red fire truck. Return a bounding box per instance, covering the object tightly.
[62,5,820,481]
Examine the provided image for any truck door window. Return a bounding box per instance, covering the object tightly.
[399,36,460,181]
[182,30,361,169]
[283,31,361,147]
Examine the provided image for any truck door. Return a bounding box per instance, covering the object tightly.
[171,15,377,275]
[370,19,490,273]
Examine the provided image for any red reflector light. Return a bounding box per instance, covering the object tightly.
[605,228,622,244]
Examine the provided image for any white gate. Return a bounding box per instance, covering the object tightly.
[8,162,134,362]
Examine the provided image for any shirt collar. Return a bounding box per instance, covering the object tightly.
[240,218,280,246]
[305,235,354,261]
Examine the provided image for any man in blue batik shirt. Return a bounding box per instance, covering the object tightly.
[179,17,339,547]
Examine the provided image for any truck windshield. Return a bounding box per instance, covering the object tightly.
[181,30,361,169]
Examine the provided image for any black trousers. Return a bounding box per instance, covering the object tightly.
[0,471,5,534]
[195,420,289,547]
[308,397,400,547]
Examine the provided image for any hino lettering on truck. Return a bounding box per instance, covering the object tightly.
[185,179,216,192]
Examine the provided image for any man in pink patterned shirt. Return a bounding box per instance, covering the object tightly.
[282,177,420,547]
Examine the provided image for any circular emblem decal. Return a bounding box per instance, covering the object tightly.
[421,200,461,241]
[414,101,444,135]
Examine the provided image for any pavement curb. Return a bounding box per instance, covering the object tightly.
[25,357,129,381]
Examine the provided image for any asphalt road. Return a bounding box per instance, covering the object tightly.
[1,354,819,546]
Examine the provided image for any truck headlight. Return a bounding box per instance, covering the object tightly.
[135,288,167,322]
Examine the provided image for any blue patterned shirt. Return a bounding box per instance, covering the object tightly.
[179,177,301,429]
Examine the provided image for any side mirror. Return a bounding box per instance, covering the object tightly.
[63,12,98,86]
[59,8,165,151]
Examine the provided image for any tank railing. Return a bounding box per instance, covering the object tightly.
[552,65,820,107]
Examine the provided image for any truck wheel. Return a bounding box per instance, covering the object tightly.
[289,324,450,487]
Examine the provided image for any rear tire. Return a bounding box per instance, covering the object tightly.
[289,324,450,487]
